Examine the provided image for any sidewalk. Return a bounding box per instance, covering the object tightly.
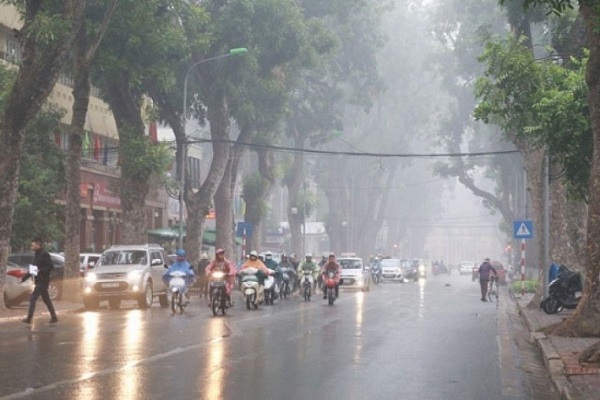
[513,292,600,400]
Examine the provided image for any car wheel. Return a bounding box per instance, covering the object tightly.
[83,296,100,310]
[48,281,62,301]
[138,283,153,309]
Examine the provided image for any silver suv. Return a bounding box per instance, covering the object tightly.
[82,244,170,310]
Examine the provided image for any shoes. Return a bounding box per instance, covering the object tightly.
[323,296,327,299]
[20,318,31,324]
[481,298,487,302]
[49,317,58,324]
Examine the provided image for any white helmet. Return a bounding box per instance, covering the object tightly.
[201,253,208,260]
[250,250,258,257]
[265,251,272,257]
[305,253,312,258]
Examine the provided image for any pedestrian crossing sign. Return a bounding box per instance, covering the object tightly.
[513,220,533,239]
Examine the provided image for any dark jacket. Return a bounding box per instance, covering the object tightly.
[478,261,497,281]
[24,248,54,285]
[197,259,210,276]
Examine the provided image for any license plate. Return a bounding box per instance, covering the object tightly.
[101,282,119,288]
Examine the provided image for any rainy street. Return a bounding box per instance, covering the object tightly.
[0,273,554,400]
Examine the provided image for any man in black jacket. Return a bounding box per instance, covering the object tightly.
[21,237,58,324]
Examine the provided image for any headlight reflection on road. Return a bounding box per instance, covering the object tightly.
[353,292,365,365]
[202,319,225,399]
[76,312,100,400]
[117,310,144,400]
[418,278,426,318]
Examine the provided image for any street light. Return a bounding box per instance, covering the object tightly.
[178,47,248,249]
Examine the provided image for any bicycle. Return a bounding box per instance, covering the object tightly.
[487,275,499,302]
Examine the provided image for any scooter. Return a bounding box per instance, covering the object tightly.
[240,267,264,310]
[323,271,338,306]
[302,270,313,302]
[167,270,188,315]
[263,271,279,306]
[541,266,582,314]
[279,267,294,299]
[209,270,228,316]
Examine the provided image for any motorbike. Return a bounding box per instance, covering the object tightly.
[371,265,382,285]
[541,266,582,314]
[240,267,264,310]
[263,271,279,306]
[323,271,338,306]
[209,270,228,316]
[167,270,189,315]
[279,267,294,299]
[302,270,314,302]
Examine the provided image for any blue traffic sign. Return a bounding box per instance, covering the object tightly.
[513,220,533,239]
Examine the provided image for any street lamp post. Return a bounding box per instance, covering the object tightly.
[178,48,248,249]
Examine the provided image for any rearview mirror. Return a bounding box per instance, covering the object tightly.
[151,258,163,266]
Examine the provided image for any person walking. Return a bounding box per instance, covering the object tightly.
[197,253,211,298]
[21,237,58,324]
[478,258,497,302]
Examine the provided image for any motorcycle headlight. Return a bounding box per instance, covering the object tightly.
[212,271,225,279]
[85,272,97,283]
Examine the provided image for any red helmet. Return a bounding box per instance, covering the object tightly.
[216,248,225,255]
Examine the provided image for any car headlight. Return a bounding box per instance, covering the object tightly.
[128,270,143,280]
[85,272,97,283]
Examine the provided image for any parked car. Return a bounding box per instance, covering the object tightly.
[338,257,371,292]
[80,253,102,277]
[457,261,475,278]
[401,259,419,282]
[3,261,34,308]
[82,244,171,310]
[8,252,65,300]
[380,258,403,282]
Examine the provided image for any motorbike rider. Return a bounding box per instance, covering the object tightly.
[197,252,211,298]
[263,251,281,277]
[321,252,341,299]
[205,248,237,307]
[162,249,196,305]
[279,253,298,291]
[298,253,319,292]
[478,258,497,302]
[240,250,272,288]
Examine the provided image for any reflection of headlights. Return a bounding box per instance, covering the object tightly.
[85,272,97,283]
[419,266,425,272]
[128,270,143,280]
[212,271,225,279]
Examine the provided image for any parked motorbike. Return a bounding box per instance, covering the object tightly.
[240,267,264,310]
[209,270,228,316]
[541,266,582,314]
[263,272,279,306]
[323,271,338,306]
[167,270,188,315]
[302,270,313,302]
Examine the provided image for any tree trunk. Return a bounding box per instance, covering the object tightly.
[0,1,86,310]
[285,129,305,258]
[185,94,231,263]
[63,25,92,302]
[548,6,600,354]
[104,78,150,244]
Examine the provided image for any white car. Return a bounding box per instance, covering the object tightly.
[3,262,34,308]
[82,244,171,310]
[338,257,371,291]
[459,261,475,276]
[381,258,403,282]
[79,253,102,276]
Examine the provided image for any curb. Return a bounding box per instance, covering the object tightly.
[0,303,84,324]
[510,291,582,400]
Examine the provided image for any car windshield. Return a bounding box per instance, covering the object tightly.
[100,250,147,266]
[401,260,414,268]
[339,259,362,269]
[381,259,400,268]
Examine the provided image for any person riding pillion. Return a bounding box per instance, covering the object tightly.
[162,249,196,304]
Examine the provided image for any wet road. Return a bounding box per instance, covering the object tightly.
[0,273,552,400]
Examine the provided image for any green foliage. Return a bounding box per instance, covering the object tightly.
[12,106,66,250]
[242,173,269,221]
[474,34,590,199]
[511,279,539,293]
[118,130,171,181]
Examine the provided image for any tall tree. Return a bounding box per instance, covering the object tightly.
[0,0,86,311]
[63,0,118,301]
